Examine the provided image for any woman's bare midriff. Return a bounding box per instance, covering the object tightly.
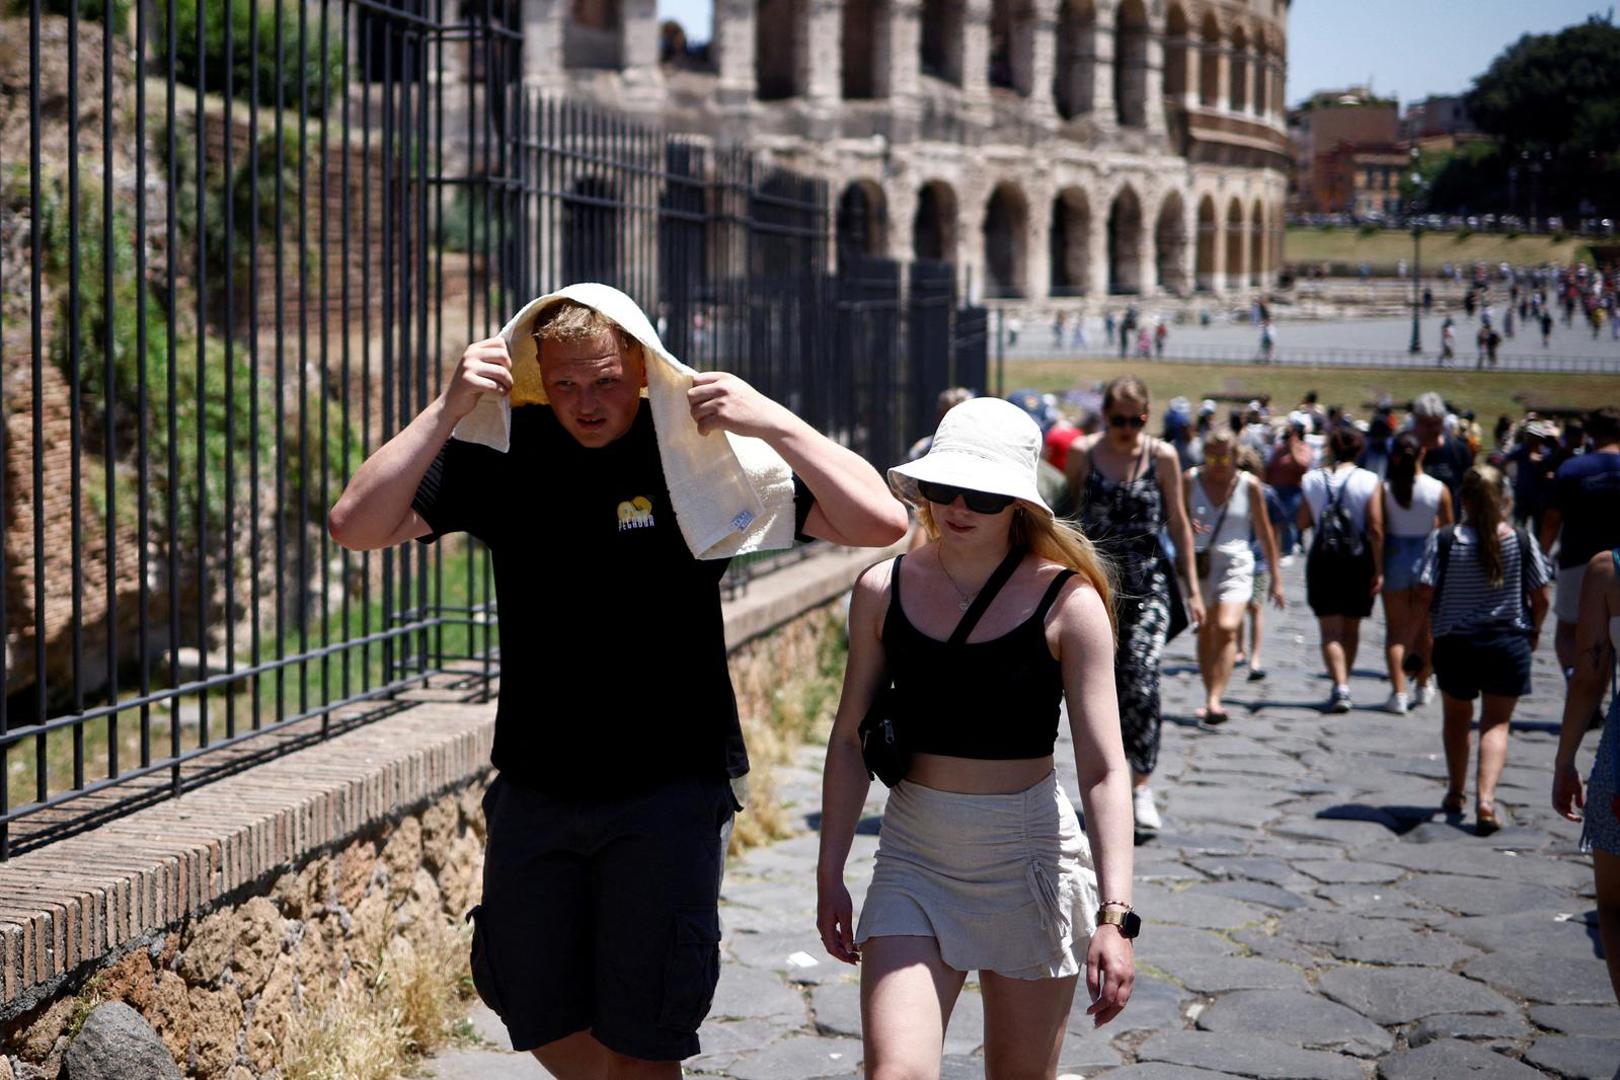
[905,752,1056,794]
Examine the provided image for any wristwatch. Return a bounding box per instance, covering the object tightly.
[1097,906,1141,939]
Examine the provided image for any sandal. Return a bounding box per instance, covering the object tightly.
[1475,803,1501,836]
[1441,791,1465,815]
[1247,667,1267,682]
[1204,710,1230,726]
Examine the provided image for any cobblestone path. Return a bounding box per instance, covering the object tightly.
[421,558,1618,1079]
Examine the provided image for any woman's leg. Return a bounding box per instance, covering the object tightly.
[1474,693,1518,810]
[861,936,967,1080]
[980,971,1080,1080]
[1247,597,1265,672]
[1318,615,1348,686]
[1204,602,1245,715]
[1117,589,1171,785]
[1594,851,1620,1004]
[1384,589,1412,696]
[1342,617,1362,678]
[1441,692,1474,802]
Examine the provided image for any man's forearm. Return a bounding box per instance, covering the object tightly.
[328,397,459,550]
[765,411,907,546]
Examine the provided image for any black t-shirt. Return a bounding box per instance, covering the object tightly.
[411,403,816,796]
[1422,436,1474,500]
[1550,450,1620,569]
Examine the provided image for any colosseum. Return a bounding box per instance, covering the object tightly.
[515,0,1290,308]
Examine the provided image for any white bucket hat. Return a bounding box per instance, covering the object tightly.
[888,397,1052,518]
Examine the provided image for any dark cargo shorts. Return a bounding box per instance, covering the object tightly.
[467,772,736,1061]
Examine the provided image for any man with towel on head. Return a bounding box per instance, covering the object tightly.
[328,284,908,1076]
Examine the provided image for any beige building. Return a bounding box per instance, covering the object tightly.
[511,0,1292,305]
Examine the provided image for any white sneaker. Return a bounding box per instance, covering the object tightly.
[1384,691,1409,715]
[1414,681,1434,707]
[1133,786,1163,831]
[1326,686,1353,713]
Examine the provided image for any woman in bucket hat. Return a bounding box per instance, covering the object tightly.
[817,398,1137,1077]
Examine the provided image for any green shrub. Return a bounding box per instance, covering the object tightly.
[41,0,132,29]
[1357,223,1379,237]
[155,0,347,118]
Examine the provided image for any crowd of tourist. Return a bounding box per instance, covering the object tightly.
[1447,261,1620,365]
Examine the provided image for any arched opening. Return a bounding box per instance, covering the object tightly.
[1195,195,1216,292]
[660,20,715,71]
[1250,45,1267,117]
[756,0,803,100]
[842,0,880,99]
[1198,13,1220,107]
[913,181,959,263]
[837,181,888,262]
[564,176,621,286]
[1113,0,1148,128]
[1155,192,1188,296]
[1164,4,1189,103]
[1228,25,1248,114]
[1249,199,1265,286]
[920,0,965,85]
[1053,0,1095,120]
[1050,188,1091,297]
[565,0,622,69]
[988,0,1034,95]
[1108,186,1143,295]
[983,183,1029,299]
[1225,198,1245,291]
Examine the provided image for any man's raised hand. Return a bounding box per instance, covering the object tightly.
[687,370,792,439]
[442,337,514,420]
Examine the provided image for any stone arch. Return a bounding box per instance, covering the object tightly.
[564,176,622,285]
[756,0,803,99]
[913,180,959,263]
[1195,194,1217,291]
[1049,187,1091,296]
[1198,11,1220,107]
[1054,0,1096,119]
[983,182,1029,298]
[989,0,1035,95]
[1164,3,1190,102]
[1225,197,1246,290]
[1227,24,1248,114]
[1249,198,1265,285]
[1108,184,1144,295]
[1114,0,1148,128]
[837,180,888,261]
[1155,190,1189,296]
[842,0,881,98]
[921,0,966,85]
[565,0,622,69]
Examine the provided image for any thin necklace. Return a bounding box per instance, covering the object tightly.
[937,546,977,613]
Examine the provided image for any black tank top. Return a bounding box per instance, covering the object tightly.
[882,555,1076,760]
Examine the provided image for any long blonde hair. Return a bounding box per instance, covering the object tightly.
[1459,464,1509,587]
[917,503,1118,636]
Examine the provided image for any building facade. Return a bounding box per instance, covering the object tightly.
[510,0,1291,306]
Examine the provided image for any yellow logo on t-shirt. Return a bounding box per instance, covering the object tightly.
[617,496,655,531]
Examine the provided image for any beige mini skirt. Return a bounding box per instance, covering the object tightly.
[855,771,1099,980]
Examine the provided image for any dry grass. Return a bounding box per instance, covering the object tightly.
[1285,227,1595,270]
[283,913,474,1080]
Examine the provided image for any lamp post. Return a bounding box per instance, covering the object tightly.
[1408,146,1425,355]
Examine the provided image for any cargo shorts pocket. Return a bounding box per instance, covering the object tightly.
[658,906,721,1031]
[466,905,506,1017]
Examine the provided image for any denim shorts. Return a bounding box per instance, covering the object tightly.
[467,773,736,1061]
[1383,534,1429,592]
[1433,629,1533,700]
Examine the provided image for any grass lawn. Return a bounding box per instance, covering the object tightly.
[1003,358,1620,426]
[1284,227,1596,271]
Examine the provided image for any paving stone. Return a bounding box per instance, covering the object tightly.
[1316,965,1516,1024]
[1275,910,1389,945]
[725,1035,863,1080]
[726,928,831,971]
[1201,880,1312,910]
[694,1018,781,1056]
[1136,1031,1365,1080]
[420,1048,547,1080]
[1363,844,1591,889]
[1270,818,1396,847]
[709,965,809,1023]
[1085,1066,1240,1079]
[1228,928,1321,967]
[1292,859,1407,885]
[1141,887,1271,932]
[1528,1003,1620,1036]
[1523,1035,1620,1080]
[1136,925,1242,964]
[1399,873,1570,917]
[1408,1011,1534,1047]
[1375,1039,1548,1079]
[1187,855,1305,887]
[1076,974,1188,1036]
[1195,989,1394,1057]
[1057,1023,1125,1070]
[1441,911,1607,959]
[808,982,860,1037]
[1326,925,1480,967]
[1462,950,1617,1005]
[943,989,984,1056]
[1153,953,1308,993]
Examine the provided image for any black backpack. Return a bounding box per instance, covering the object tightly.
[1311,469,1366,561]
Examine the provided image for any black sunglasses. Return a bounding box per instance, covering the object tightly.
[1108,414,1148,429]
[917,480,1018,515]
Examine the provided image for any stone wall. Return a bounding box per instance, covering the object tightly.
[0,545,882,1079]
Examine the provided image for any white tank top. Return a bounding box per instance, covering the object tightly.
[1384,473,1445,538]
[1190,469,1252,557]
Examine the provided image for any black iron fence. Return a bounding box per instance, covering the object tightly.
[0,0,986,857]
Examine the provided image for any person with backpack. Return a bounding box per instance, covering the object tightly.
[1417,465,1554,835]
[1297,426,1385,713]
[1381,432,1453,714]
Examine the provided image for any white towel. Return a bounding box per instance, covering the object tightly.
[452,283,798,560]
